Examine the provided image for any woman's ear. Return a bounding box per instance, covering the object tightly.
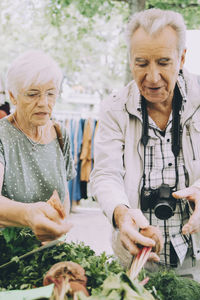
[9,91,17,105]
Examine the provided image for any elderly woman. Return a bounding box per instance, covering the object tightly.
[0,50,76,241]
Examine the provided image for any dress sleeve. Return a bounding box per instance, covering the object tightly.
[0,140,5,165]
[62,128,77,181]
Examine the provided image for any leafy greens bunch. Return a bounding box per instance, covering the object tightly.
[0,227,123,292]
[76,273,155,300]
[145,269,200,300]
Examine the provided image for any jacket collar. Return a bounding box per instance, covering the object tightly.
[125,80,141,119]
[125,71,190,121]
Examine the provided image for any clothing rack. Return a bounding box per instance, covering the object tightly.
[52,110,99,121]
[52,112,98,205]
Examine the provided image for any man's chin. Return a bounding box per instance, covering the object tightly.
[143,94,168,104]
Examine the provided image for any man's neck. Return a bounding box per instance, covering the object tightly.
[146,101,172,131]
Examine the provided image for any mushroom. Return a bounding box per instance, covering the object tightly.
[43,261,89,300]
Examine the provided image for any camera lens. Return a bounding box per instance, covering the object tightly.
[154,202,174,220]
[154,184,176,220]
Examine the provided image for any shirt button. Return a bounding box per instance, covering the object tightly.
[168,163,172,166]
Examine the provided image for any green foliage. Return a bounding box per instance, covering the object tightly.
[145,269,200,300]
[146,0,200,29]
[49,0,114,20]
[0,227,40,265]
[49,0,200,29]
[77,273,155,300]
[1,0,200,102]
[0,227,123,292]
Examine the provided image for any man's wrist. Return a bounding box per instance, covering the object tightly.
[113,204,129,229]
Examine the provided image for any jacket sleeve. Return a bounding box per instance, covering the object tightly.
[90,96,130,224]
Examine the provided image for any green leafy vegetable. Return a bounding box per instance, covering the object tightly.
[76,273,155,300]
[145,269,200,300]
[0,227,123,292]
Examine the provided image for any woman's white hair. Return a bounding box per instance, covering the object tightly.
[127,8,186,60]
[6,49,63,97]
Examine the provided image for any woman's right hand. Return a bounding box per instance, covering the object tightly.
[25,201,72,242]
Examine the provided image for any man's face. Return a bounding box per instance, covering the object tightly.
[130,26,186,104]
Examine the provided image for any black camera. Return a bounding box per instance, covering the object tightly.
[140,183,176,220]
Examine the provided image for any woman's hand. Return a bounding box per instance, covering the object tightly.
[114,205,162,262]
[25,201,72,242]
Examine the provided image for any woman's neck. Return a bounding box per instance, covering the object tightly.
[12,113,43,142]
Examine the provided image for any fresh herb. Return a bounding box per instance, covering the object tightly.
[0,228,123,292]
[145,269,200,300]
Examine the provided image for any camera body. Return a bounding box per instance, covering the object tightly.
[140,183,176,220]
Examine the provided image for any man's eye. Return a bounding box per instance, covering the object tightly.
[137,64,147,68]
[159,62,169,66]
[158,59,170,66]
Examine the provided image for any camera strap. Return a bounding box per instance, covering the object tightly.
[141,83,182,189]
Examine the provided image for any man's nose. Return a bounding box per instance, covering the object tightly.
[146,64,161,83]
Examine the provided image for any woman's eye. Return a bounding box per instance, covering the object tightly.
[27,93,38,97]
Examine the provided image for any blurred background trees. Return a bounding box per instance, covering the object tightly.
[0,0,200,103]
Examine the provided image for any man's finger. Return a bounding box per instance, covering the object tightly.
[129,209,149,229]
[120,235,140,256]
[172,187,191,199]
[182,213,200,234]
[126,227,156,248]
[148,252,160,262]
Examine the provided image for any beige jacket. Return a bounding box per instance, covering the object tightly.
[90,70,200,266]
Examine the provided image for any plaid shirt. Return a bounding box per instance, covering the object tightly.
[141,82,193,267]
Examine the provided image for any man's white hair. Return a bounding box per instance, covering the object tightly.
[127,8,186,60]
[6,49,63,97]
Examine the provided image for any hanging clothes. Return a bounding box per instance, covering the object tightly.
[68,118,85,203]
[53,113,97,202]
[80,118,93,182]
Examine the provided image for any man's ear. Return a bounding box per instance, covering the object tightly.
[180,48,187,69]
[129,63,135,80]
[9,91,17,105]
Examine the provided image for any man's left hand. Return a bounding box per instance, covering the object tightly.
[173,186,200,235]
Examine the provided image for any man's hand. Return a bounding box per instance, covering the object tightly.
[173,186,200,235]
[25,201,73,242]
[114,205,162,262]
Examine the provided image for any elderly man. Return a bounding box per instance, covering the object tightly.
[90,8,200,281]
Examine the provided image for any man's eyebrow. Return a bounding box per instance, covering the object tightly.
[135,58,147,62]
[157,57,171,62]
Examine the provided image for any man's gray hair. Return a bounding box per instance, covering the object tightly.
[6,49,63,97]
[127,8,186,60]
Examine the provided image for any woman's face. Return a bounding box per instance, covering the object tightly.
[12,80,58,127]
